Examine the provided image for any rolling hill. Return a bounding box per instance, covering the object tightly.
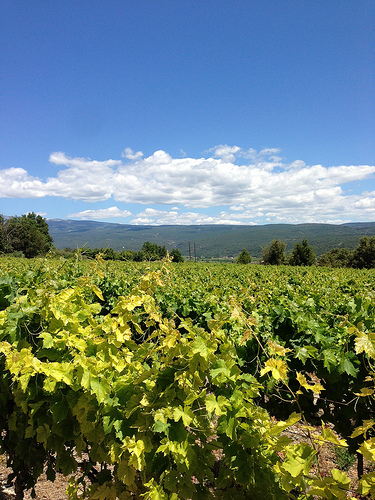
[47,219,375,259]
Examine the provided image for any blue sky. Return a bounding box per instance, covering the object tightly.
[1,1,374,225]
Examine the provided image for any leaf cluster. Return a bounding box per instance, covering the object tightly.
[0,259,284,499]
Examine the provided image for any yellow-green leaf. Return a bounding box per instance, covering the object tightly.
[91,284,104,301]
[355,387,374,397]
[117,461,137,486]
[268,340,291,357]
[296,372,325,393]
[321,425,347,447]
[358,438,375,462]
[173,406,193,426]
[269,412,301,436]
[355,331,375,358]
[281,443,316,477]
[206,394,223,416]
[260,358,288,381]
[351,419,375,438]
[358,472,375,496]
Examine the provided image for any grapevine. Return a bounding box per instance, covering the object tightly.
[1,256,375,498]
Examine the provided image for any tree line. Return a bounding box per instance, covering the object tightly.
[76,241,184,262]
[236,239,316,265]
[0,214,185,262]
[237,236,375,269]
[2,213,375,268]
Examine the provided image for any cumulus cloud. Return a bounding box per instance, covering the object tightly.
[121,147,144,160]
[2,146,375,224]
[0,167,46,198]
[209,144,241,162]
[67,206,132,220]
[130,208,257,226]
[46,153,119,202]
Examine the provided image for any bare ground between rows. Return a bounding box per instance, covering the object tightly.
[0,423,373,500]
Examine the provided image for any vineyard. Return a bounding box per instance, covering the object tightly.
[1,255,375,499]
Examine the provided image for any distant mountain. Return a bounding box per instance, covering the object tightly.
[46,219,375,259]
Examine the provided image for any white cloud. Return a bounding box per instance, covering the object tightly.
[209,144,241,162]
[259,148,281,156]
[0,167,46,198]
[46,153,119,202]
[130,217,156,225]
[131,208,257,225]
[2,146,375,224]
[121,147,144,160]
[354,197,375,209]
[49,152,121,169]
[67,206,132,220]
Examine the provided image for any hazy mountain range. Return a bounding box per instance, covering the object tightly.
[47,219,375,259]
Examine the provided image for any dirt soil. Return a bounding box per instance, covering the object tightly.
[0,425,372,499]
[0,454,69,499]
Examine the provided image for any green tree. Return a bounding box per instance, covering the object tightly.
[170,248,184,262]
[0,215,6,253]
[2,212,53,258]
[262,239,287,265]
[101,247,117,261]
[142,242,167,261]
[25,212,53,246]
[352,236,375,269]
[133,250,144,262]
[118,249,135,261]
[289,239,316,266]
[236,248,252,264]
[318,247,353,268]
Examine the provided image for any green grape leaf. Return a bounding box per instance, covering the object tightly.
[282,443,316,477]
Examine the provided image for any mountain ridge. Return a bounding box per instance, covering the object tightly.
[46,219,375,259]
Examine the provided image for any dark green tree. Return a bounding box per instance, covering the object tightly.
[236,248,251,264]
[318,248,353,268]
[1,212,53,258]
[0,215,6,253]
[81,248,97,259]
[101,247,117,261]
[289,239,316,266]
[24,212,53,246]
[352,236,375,269]
[262,239,287,265]
[133,251,144,262]
[142,242,167,261]
[170,248,184,263]
[118,249,135,261]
